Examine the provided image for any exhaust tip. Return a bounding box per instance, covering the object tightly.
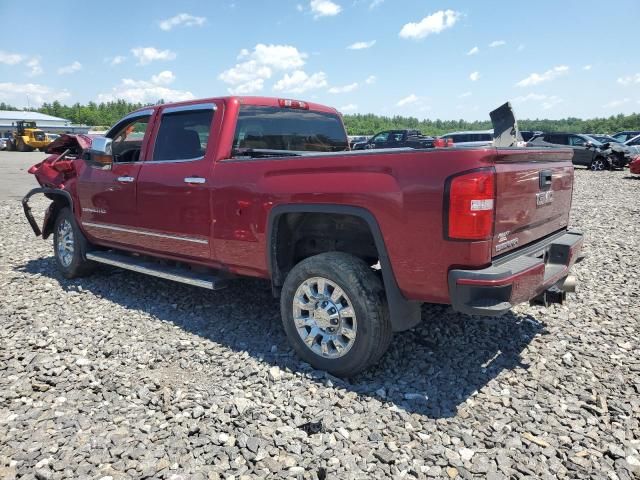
[561,275,577,293]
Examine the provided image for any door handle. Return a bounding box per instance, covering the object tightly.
[117,176,135,183]
[184,177,206,184]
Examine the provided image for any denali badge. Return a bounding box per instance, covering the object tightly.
[536,190,554,207]
[496,238,519,253]
[82,207,107,214]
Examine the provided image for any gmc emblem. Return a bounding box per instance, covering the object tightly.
[536,190,554,207]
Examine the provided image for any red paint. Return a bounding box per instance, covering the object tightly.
[28,96,580,306]
[630,156,640,175]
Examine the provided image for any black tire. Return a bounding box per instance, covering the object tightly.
[53,208,96,278]
[6,140,14,151]
[280,252,392,377]
[17,138,27,152]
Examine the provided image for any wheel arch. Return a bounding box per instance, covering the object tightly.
[267,204,421,331]
[22,187,74,239]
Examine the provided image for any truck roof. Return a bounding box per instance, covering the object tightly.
[129,96,340,116]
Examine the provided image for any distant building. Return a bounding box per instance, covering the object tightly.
[0,110,90,136]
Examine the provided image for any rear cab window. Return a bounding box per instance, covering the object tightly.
[232,106,348,154]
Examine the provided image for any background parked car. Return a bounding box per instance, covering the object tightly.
[528,132,630,170]
[0,137,7,150]
[438,130,494,147]
[629,156,640,175]
[588,134,622,144]
[351,129,435,150]
[624,134,640,156]
[520,130,543,142]
[612,131,640,142]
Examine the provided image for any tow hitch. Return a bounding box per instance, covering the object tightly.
[530,275,577,307]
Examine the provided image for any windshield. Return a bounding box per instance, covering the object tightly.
[583,135,603,146]
[233,106,349,153]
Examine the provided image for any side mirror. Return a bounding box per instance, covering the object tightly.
[584,141,593,148]
[88,137,113,167]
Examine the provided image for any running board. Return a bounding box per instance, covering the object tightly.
[86,251,228,290]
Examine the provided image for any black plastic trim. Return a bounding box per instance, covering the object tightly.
[267,204,421,332]
[22,187,74,237]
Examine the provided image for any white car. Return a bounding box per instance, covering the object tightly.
[438,130,494,148]
[624,134,640,156]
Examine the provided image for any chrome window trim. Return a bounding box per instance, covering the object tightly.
[82,221,209,245]
[148,155,206,164]
[162,103,217,115]
[120,109,155,123]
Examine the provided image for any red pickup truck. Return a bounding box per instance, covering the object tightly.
[24,96,583,376]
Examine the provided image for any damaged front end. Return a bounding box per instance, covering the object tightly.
[599,141,633,169]
[23,134,92,238]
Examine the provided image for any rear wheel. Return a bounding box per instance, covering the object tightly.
[16,138,30,152]
[280,252,392,377]
[6,140,14,151]
[589,157,608,171]
[53,208,96,278]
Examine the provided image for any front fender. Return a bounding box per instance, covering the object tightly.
[22,188,74,238]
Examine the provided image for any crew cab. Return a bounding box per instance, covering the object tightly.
[351,129,435,150]
[24,96,583,376]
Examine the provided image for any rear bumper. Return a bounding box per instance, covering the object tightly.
[448,230,583,316]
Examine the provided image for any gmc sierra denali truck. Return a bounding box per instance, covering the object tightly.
[23,96,583,376]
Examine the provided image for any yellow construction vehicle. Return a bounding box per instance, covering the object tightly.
[6,121,52,152]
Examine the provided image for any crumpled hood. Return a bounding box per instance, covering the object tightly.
[28,134,92,189]
[46,133,93,154]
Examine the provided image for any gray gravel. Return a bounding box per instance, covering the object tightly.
[1,169,639,479]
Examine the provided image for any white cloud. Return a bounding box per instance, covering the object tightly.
[513,93,563,110]
[151,70,175,85]
[310,0,342,18]
[458,91,472,98]
[273,70,328,93]
[0,82,70,107]
[0,50,24,65]
[25,58,42,77]
[219,44,308,94]
[98,72,194,103]
[159,13,206,31]
[340,104,358,112]
[582,64,592,71]
[489,40,506,48]
[347,40,376,50]
[399,9,461,40]
[251,44,307,70]
[369,0,383,8]
[603,98,631,108]
[469,71,480,82]
[466,46,479,56]
[516,65,569,87]
[57,61,82,75]
[617,73,640,86]
[396,94,419,107]
[229,79,265,95]
[107,55,126,66]
[296,4,304,12]
[131,47,177,65]
[365,75,376,84]
[328,82,358,93]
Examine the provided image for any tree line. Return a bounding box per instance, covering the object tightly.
[1,100,639,135]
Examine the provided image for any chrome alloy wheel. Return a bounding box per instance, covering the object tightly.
[56,219,74,267]
[292,276,357,359]
[590,158,607,171]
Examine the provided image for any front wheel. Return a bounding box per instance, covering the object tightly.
[280,252,392,377]
[53,208,96,278]
[589,157,608,171]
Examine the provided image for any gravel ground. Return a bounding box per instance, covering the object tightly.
[1,169,639,480]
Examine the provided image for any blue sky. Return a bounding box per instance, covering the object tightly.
[1,0,639,121]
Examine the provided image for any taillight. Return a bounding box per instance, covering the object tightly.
[433,138,454,148]
[278,98,309,110]
[446,168,495,240]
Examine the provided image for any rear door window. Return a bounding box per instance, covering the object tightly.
[153,107,214,162]
[233,106,348,153]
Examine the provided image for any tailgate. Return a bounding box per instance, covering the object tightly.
[492,148,574,257]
